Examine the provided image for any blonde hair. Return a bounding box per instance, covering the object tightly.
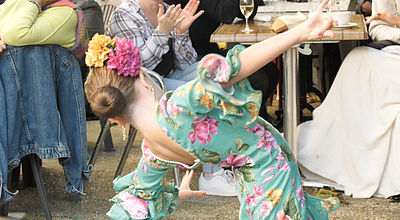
[84,66,140,118]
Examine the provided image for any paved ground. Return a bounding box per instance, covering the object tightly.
[1,121,400,220]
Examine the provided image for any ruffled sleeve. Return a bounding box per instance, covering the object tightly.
[107,149,179,219]
[158,45,262,130]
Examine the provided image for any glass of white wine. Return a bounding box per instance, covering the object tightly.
[240,0,254,33]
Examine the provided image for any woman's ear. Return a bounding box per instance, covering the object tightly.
[109,117,127,126]
[139,71,153,91]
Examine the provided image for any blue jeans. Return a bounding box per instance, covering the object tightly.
[163,61,199,90]
[0,45,89,204]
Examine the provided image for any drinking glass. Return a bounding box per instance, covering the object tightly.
[240,0,254,33]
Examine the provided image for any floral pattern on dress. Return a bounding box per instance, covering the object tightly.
[108,45,339,220]
[188,116,219,145]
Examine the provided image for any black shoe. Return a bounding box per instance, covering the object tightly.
[389,194,400,203]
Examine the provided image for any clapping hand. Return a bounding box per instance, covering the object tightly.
[299,0,335,41]
[175,0,204,34]
[157,4,183,35]
[178,170,205,205]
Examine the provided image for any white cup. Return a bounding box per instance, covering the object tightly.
[329,11,351,26]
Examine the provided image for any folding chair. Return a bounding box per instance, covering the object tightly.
[0,155,52,220]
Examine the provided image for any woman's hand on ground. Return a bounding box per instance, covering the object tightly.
[297,0,335,42]
[178,170,206,205]
[0,40,6,53]
[157,4,183,35]
[365,11,400,26]
[175,0,204,34]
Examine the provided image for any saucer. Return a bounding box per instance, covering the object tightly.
[333,23,358,28]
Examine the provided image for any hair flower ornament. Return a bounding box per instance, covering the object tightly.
[85,34,142,77]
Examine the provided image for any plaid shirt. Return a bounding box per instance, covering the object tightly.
[106,0,198,73]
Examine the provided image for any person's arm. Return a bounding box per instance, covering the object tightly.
[108,7,171,70]
[172,0,203,70]
[0,0,77,48]
[221,0,334,88]
[368,0,400,43]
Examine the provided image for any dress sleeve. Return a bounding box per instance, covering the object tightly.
[107,153,179,219]
[0,0,77,48]
[159,45,262,129]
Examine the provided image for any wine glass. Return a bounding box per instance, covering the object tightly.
[240,0,254,33]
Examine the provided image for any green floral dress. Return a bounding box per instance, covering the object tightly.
[107,46,339,220]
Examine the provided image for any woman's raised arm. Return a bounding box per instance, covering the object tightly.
[221,0,334,88]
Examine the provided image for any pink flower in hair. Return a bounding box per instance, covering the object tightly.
[107,37,142,77]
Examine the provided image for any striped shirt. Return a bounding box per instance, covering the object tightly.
[106,0,198,74]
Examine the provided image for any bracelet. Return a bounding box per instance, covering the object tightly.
[27,0,41,12]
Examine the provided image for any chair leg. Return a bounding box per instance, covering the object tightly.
[0,172,12,216]
[100,117,114,152]
[114,125,137,179]
[28,154,52,220]
[89,119,111,170]
[173,168,180,187]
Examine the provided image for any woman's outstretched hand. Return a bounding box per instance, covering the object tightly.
[178,170,206,205]
[175,0,204,34]
[297,0,335,42]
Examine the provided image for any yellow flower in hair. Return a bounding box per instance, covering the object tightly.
[85,34,116,67]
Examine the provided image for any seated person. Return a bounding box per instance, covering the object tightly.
[107,0,204,90]
[84,0,340,218]
[297,0,400,199]
[0,0,89,204]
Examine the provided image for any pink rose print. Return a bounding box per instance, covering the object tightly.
[159,96,168,118]
[276,210,292,220]
[263,173,275,183]
[260,201,270,215]
[142,142,156,161]
[296,188,305,207]
[253,185,265,197]
[246,209,254,220]
[220,154,254,168]
[188,116,219,145]
[119,192,149,219]
[167,101,183,117]
[202,55,230,82]
[277,161,290,171]
[244,193,258,207]
[248,123,279,152]
[142,162,148,173]
[261,165,275,176]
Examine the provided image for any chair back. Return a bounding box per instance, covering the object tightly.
[96,0,122,32]
[144,68,167,93]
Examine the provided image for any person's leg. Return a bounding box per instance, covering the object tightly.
[163,61,199,91]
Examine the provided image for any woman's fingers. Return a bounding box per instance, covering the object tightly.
[164,4,176,18]
[365,13,380,24]
[157,4,165,18]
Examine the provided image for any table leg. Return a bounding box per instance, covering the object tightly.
[283,47,300,160]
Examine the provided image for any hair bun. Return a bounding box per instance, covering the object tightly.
[89,86,126,118]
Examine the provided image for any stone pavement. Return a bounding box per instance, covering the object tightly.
[1,121,399,220]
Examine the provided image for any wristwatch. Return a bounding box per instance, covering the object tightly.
[27,0,41,11]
